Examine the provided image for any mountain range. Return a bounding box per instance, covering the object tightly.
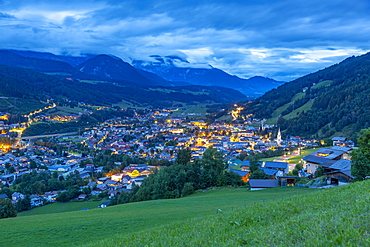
[243,52,370,140]
[133,55,283,96]
[0,50,283,96]
[0,50,254,110]
[2,48,370,140]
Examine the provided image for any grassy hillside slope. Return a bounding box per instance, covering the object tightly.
[0,187,309,246]
[95,180,370,247]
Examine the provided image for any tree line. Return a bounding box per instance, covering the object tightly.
[110,148,245,206]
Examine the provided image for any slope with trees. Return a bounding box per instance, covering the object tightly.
[351,128,370,180]
[110,148,245,206]
[243,52,370,140]
[0,63,247,114]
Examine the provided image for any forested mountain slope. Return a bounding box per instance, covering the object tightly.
[0,64,246,109]
[244,52,370,139]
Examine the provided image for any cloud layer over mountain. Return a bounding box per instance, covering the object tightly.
[1,0,370,81]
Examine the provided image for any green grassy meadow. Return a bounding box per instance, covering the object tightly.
[169,103,210,117]
[287,147,321,164]
[265,81,333,125]
[283,100,314,120]
[260,148,321,164]
[95,180,370,247]
[18,200,104,217]
[265,91,310,125]
[311,80,332,89]
[0,187,311,246]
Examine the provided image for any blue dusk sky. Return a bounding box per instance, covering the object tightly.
[1,0,370,81]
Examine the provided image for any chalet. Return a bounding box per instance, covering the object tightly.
[43,191,58,202]
[30,195,43,207]
[108,190,121,199]
[332,137,347,146]
[230,169,250,182]
[99,201,109,208]
[303,146,352,174]
[121,175,131,184]
[97,177,111,184]
[48,165,72,172]
[249,179,279,191]
[91,187,106,195]
[228,159,243,167]
[263,161,289,175]
[84,164,95,172]
[254,142,267,151]
[0,194,8,199]
[79,171,90,179]
[105,180,121,188]
[332,137,354,148]
[322,159,354,183]
[261,167,283,179]
[96,183,108,190]
[327,169,353,184]
[96,166,104,173]
[321,159,350,174]
[278,176,297,186]
[232,130,254,137]
[130,175,146,186]
[12,192,25,203]
[87,181,97,188]
[0,174,15,185]
[78,194,88,200]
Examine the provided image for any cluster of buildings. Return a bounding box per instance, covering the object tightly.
[80,111,320,162]
[229,137,355,190]
[0,105,358,208]
[0,145,96,185]
[94,164,158,195]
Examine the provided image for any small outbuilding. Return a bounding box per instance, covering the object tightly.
[248,179,279,191]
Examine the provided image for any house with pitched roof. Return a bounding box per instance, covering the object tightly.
[323,159,354,183]
[230,169,250,182]
[303,146,352,174]
[260,167,283,179]
[262,161,289,175]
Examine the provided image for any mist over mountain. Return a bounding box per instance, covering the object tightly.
[133,55,284,96]
[77,55,155,86]
[0,50,77,74]
[5,49,94,67]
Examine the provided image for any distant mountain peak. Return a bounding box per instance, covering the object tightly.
[77,55,153,85]
[133,56,284,96]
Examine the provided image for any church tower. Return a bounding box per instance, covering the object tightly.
[276,128,282,146]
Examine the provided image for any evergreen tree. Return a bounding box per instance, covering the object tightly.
[181,182,194,197]
[249,169,269,179]
[175,148,191,165]
[314,166,324,178]
[351,128,370,180]
[0,198,17,219]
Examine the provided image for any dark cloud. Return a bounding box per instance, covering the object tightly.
[0,0,369,81]
[0,12,14,18]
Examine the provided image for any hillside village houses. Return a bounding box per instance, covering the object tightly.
[232,136,355,190]
[0,107,353,208]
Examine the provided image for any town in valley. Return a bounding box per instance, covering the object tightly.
[0,102,355,209]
